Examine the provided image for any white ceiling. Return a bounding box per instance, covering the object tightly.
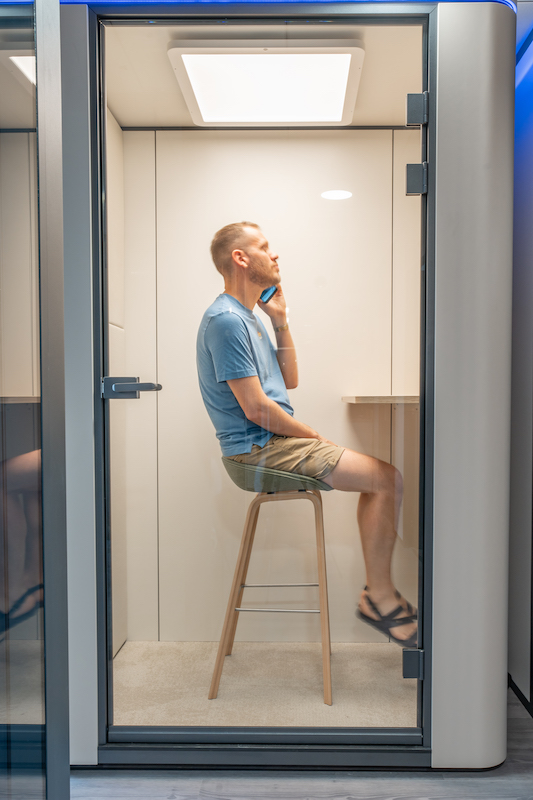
[105,23,423,128]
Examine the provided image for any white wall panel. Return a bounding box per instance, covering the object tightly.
[106,110,125,329]
[154,130,401,642]
[122,131,159,641]
[392,129,422,397]
[29,133,39,396]
[0,132,38,397]
[108,323,128,655]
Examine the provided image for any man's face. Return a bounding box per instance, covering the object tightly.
[244,229,280,288]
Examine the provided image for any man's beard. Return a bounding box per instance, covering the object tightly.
[248,254,279,288]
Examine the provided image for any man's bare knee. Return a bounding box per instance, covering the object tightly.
[375,461,403,497]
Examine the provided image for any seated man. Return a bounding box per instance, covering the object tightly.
[197,221,417,648]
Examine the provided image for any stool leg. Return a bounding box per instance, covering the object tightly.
[225,499,262,656]
[311,491,332,705]
[209,494,263,700]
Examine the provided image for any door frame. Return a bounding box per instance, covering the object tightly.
[35,0,71,792]
[88,2,437,768]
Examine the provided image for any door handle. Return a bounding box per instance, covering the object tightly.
[101,377,163,399]
[113,382,162,393]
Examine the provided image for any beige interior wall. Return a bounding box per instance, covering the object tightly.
[392,129,422,396]
[111,127,421,644]
[155,129,419,642]
[122,131,159,641]
[106,110,128,655]
[390,130,421,556]
[0,132,39,398]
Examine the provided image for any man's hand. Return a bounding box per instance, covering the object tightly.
[257,284,287,328]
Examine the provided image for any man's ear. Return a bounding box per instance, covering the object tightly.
[231,248,247,268]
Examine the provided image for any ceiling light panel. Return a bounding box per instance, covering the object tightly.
[167,40,365,127]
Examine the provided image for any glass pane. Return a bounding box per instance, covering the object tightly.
[106,20,423,731]
[0,4,44,797]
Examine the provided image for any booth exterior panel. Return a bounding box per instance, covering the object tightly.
[59,0,517,768]
[431,0,515,769]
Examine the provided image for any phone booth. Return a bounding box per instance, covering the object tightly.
[59,0,515,770]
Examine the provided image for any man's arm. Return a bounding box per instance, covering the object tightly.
[227,375,328,441]
[258,285,298,390]
[274,326,298,390]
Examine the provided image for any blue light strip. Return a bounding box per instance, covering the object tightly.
[59,0,517,7]
[517,27,533,66]
[0,0,517,8]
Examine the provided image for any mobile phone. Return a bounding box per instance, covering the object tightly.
[260,286,278,303]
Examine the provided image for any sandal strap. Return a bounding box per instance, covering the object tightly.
[364,592,417,626]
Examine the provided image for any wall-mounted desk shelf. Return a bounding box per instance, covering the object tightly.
[342,395,419,404]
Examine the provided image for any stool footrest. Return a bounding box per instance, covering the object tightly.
[235,607,320,613]
[242,583,319,588]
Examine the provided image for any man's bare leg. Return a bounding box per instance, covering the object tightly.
[322,448,416,642]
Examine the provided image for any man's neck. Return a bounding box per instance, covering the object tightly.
[223,282,262,311]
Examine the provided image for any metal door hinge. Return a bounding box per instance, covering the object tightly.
[406,162,428,196]
[406,92,429,126]
[101,376,163,399]
[403,648,425,680]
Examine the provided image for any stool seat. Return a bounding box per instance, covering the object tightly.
[222,456,334,494]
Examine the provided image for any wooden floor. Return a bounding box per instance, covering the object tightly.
[70,690,533,800]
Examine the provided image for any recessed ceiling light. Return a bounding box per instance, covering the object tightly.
[168,40,364,127]
[321,190,353,200]
[9,55,36,85]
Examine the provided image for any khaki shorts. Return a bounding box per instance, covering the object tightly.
[228,435,345,481]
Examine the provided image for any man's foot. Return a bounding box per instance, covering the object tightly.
[357,587,417,648]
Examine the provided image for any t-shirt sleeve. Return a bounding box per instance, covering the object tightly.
[205,312,258,382]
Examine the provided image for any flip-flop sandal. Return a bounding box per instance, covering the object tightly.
[394,589,417,621]
[357,589,418,649]
[0,584,44,639]
[365,586,418,620]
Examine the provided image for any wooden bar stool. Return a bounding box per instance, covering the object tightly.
[208,457,334,705]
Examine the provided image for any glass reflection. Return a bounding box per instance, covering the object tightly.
[0,5,44,798]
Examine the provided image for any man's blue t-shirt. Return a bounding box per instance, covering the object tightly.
[197,294,294,456]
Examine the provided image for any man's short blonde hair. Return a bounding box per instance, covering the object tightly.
[210,222,260,277]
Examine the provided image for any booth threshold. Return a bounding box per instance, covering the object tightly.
[97,744,431,768]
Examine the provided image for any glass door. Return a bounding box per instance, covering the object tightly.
[102,16,426,742]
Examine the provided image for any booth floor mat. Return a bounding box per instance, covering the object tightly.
[112,641,417,728]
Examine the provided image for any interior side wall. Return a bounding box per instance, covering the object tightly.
[111,128,421,644]
[106,109,128,656]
